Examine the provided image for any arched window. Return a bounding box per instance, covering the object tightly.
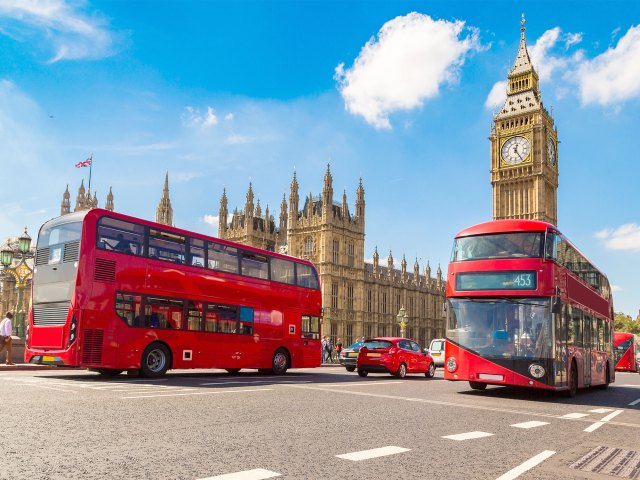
[304,237,314,258]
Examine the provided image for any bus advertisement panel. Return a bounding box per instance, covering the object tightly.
[444,220,614,397]
[26,209,322,377]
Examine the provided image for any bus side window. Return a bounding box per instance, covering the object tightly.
[97,217,144,256]
[115,293,142,326]
[296,264,320,290]
[239,307,254,335]
[208,242,239,274]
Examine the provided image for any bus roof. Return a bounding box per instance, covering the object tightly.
[455,219,555,238]
[41,208,316,267]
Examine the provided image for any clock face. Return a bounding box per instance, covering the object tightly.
[547,137,557,166]
[501,136,531,165]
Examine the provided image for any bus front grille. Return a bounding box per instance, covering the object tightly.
[63,241,80,262]
[82,329,104,365]
[33,302,70,326]
[35,248,50,266]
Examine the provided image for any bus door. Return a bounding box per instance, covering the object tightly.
[582,316,592,386]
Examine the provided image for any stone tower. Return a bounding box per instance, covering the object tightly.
[61,185,71,215]
[156,172,173,226]
[105,186,114,211]
[74,179,87,212]
[490,14,559,226]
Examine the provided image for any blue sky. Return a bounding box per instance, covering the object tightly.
[1,1,639,316]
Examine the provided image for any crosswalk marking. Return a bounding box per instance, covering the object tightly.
[584,409,623,433]
[510,421,549,429]
[629,398,640,406]
[336,446,410,461]
[588,408,613,414]
[442,431,494,441]
[199,468,281,479]
[495,450,556,480]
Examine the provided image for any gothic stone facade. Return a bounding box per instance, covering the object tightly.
[490,16,559,226]
[218,165,446,348]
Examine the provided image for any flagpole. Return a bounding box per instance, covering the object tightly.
[88,153,93,192]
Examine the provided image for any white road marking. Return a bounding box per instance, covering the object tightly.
[122,388,273,399]
[620,384,640,388]
[323,381,403,387]
[589,408,613,414]
[336,446,410,461]
[629,398,640,406]
[510,421,549,429]
[584,409,624,433]
[561,413,589,419]
[495,450,555,480]
[199,380,311,386]
[199,468,281,479]
[442,431,494,441]
[20,384,78,393]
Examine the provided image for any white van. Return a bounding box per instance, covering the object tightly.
[428,338,446,367]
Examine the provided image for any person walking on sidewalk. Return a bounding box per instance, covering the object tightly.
[0,312,15,365]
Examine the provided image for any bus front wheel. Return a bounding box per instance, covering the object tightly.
[141,343,171,378]
[271,349,289,375]
[469,381,487,391]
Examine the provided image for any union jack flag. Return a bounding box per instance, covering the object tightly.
[75,156,92,168]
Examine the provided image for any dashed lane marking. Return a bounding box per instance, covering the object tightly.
[629,398,640,406]
[561,413,590,419]
[510,421,549,429]
[121,388,274,399]
[584,409,624,433]
[442,431,494,441]
[199,380,312,386]
[589,408,614,414]
[199,468,281,479]
[335,446,410,461]
[495,450,556,480]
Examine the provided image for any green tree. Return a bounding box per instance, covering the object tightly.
[614,312,640,334]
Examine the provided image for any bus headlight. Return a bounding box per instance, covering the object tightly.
[529,364,545,378]
[446,357,458,373]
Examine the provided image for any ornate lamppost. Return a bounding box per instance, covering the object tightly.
[1,228,34,338]
[397,305,408,338]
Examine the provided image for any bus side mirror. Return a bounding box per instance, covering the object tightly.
[552,297,562,314]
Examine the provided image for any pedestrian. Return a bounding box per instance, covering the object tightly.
[335,338,343,361]
[0,312,15,365]
[321,336,327,363]
[325,337,334,363]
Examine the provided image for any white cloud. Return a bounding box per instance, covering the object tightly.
[576,25,640,106]
[226,134,252,145]
[182,106,219,128]
[564,32,583,49]
[595,223,640,251]
[173,172,202,182]
[0,0,116,62]
[484,80,507,110]
[611,284,622,293]
[335,12,482,129]
[202,214,219,230]
[224,113,234,121]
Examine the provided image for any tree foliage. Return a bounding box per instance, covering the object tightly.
[614,312,640,334]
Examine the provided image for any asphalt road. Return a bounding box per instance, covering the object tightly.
[1,367,639,480]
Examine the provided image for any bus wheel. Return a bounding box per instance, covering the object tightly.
[96,368,123,377]
[271,349,289,375]
[345,366,356,372]
[566,362,578,398]
[469,381,487,391]
[357,369,368,377]
[141,343,170,378]
[225,369,241,375]
[395,363,407,378]
[425,362,436,378]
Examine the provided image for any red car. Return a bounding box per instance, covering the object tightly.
[356,337,436,378]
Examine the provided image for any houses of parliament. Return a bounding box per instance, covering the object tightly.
[3,17,559,347]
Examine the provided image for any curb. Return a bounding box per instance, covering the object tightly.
[0,364,61,372]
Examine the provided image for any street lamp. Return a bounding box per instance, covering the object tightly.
[397,305,408,338]
[0,227,34,338]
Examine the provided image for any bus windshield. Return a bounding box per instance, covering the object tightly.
[446,297,551,359]
[38,222,82,248]
[452,232,543,262]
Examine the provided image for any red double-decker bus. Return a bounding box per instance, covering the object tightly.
[614,332,639,372]
[444,220,615,397]
[25,209,322,377]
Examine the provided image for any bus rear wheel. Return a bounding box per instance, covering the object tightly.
[141,343,170,378]
[469,381,487,391]
[271,349,289,375]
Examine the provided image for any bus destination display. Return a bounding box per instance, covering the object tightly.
[455,271,537,291]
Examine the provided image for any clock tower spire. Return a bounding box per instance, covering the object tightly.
[490,14,559,226]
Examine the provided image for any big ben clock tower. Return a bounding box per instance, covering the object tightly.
[490,15,559,226]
